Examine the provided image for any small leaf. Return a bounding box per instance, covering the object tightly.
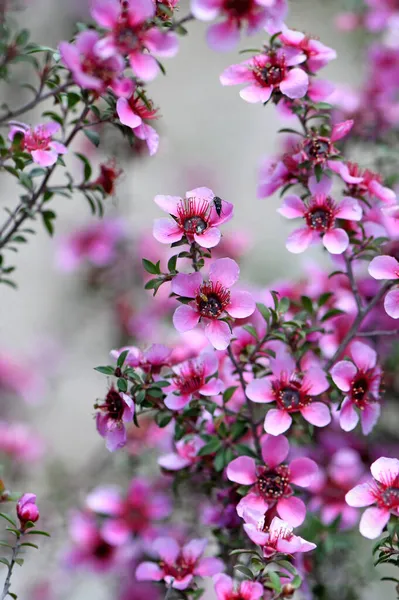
[223,386,238,403]
[94,366,115,376]
[26,530,50,537]
[266,571,282,592]
[117,350,129,368]
[197,438,222,456]
[234,564,253,579]
[142,258,161,275]
[117,378,128,393]
[0,513,17,527]
[41,210,56,236]
[0,557,10,567]
[167,255,177,272]
[256,303,271,322]
[83,129,100,147]
[20,542,39,549]
[15,558,24,566]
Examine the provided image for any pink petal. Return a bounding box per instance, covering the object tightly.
[129,51,159,82]
[331,360,357,392]
[359,507,390,539]
[351,340,377,371]
[134,123,159,156]
[214,574,234,598]
[105,425,126,452]
[331,120,353,142]
[153,218,182,244]
[286,227,314,253]
[207,20,240,52]
[226,456,257,485]
[153,537,180,563]
[191,0,220,21]
[301,402,331,427]
[361,403,380,435]
[339,398,359,431]
[302,367,329,395]
[370,457,399,484]
[173,305,200,333]
[158,453,190,470]
[194,226,221,249]
[205,320,231,350]
[280,67,308,99]
[336,197,362,221]
[195,557,224,576]
[91,0,119,27]
[220,62,255,86]
[31,149,57,167]
[128,0,155,25]
[86,487,121,515]
[236,492,268,519]
[199,378,224,396]
[308,175,333,196]
[345,482,375,507]
[209,258,239,288]
[384,288,399,319]
[368,255,399,280]
[240,84,273,103]
[145,29,178,58]
[186,186,215,201]
[171,575,194,590]
[136,561,163,581]
[246,378,275,403]
[277,195,305,218]
[226,290,256,319]
[240,581,265,600]
[322,228,349,254]
[264,409,292,435]
[154,194,182,216]
[172,272,202,297]
[102,519,130,545]
[243,523,270,545]
[289,457,318,487]
[183,538,207,562]
[116,98,142,128]
[369,180,396,205]
[164,392,191,410]
[201,352,218,377]
[261,434,289,467]
[49,141,67,154]
[328,160,363,184]
[277,496,306,526]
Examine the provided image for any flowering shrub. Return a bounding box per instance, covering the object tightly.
[1,0,399,599]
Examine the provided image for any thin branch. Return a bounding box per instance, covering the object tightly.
[0,82,72,125]
[170,13,194,30]
[357,329,399,337]
[0,531,22,600]
[344,253,363,312]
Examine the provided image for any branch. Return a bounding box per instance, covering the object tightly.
[357,329,399,337]
[344,253,363,312]
[0,82,73,125]
[0,531,22,600]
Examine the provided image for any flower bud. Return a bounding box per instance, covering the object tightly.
[16,493,39,527]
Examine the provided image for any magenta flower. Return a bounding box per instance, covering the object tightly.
[213,573,264,600]
[17,493,39,526]
[111,343,171,374]
[91,0,178,82]
[243,515,316,558]
[278,175,362,254]
[164,353,224,410]
[158,435,206,471]
[278,27,337,72]
[220,47,309,103]
[191,0,272,52]
[59,30,131,94]
[153,187,233,249]
[171,258,255,350]
[9,122,67,167]
[227,434,318,526]
[346,457,399,539]
[331,341,382,435]
[246,352,330,435]
[339,162,397,204]
[136,537,224,590]
[117,93,159,156]
[368,255,399,318]
[95,386,135,452]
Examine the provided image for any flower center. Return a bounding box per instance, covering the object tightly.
[257,465,290,500]
[160,555,193,580]
[93,539,114,559]
[303,137,331,163]
[176,198,210,236]
[174,363,205,395]
[223,0,253,18]
[24,130,50,152]
[114,23,139,51]
[305,205,334,232]
[185,216,207,234]
[254,53,286,88]
[276,381,310,411]
[105,389,125,420]
[196,282,230,319]
[351,376,369,403]
[381,487,399,509]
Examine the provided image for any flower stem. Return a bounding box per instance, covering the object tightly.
[0,82,72,125]
[0,531,22,600]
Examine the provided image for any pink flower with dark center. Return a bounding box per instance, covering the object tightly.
[9,122,67,167]
[153,187,233,249]
[278,27,337,72]
[191,0,273,52]
[91,0,178,82]
[213,573,264,600]
[331,341,382,435]
[164,353,224,410]
[158,435,206,471]
[17,493,39,527]
[111,344,171,374]
[243,515,316,558]
[339,162,396,204]
[247,352,330,435]
[136,537,224,590]
[346,457,399,539]
[220,47,309,103]
[296,121,354,168]
[171,258,255,350]
[117,93,159,156]
[59,30,131,95]
[278,175,362,254]
[95,386,135,452]
[227,434,318,526]
[368,255,399,318]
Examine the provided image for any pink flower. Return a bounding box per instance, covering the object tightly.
[227,434,318,526]
[0,422,45,463]
[111,344,171,374]
[331,341,382,435]
[59,30,131,94]
[171,258,256,350]
[368,255,399,318]
[278,27,337,72]
[158,435,205,471]
[9,122,67,167]
[191,0,272,52]
[346,457,399,539]
[153,187,233,249]
[91,0,178,82]
[17,493,39,526]
[243,515,316,558]
[136,537,224,590]
[164,353,224,410]
[213,573,264,600]
[278,175,362,254]
[246,352,330,435]
[220,47,309,103]
[117,93,159,156]
[339,162,396,205]
[95,386,135,451]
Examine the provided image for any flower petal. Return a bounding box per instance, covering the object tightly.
[336,197,362,221]
[205,320,231,350]
[331,360,357,392]
[339,397,359,432]
[264,409,292,435]
[280,67,308,99]
[277,195,305,218]
[384,288,399,319]
[286,227,314,253]
[361,403,381,435]
[322,228,349,254]
[370,457,399,484]
[116,98,142,128]
[368,255,399,280]
[154,194,182,216]
[226,290,256,318]
[289,457,318,487]
[194,226,221,249]
[302,367,329,395]
[164,393,191,410]
[172,272,202,297]
[246,378,275,403]
[350,340,377,371]
[277,496,306,526]
[195,557,224,576]
[345,483,375,507]
[136,561,163,581]
[209,258,239,288]
[261,434,289,467]
[301,402,331,427]
[359,507,390,539]
[206,20,240,52]
[226,456,257,485]
[240,84,273,103]
[173,305,200,332]
[153,218,182,244]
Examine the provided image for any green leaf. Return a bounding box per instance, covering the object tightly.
[26,530,50,537]
[301,295,313,314]
[155,412,173,428]
[0,541,12,548]
[41,210,56,236]
[256,303,271,322]
[266,571,282,592]
[15,558,24,566]
[321,308,345,322]
[0,513,17,528]
[291,574,302,589]
[279,296,290,314]
[94,366,115,376]
[117,350,129,368]
[243,325,258,339]
[223,386,238,403]
[15,29,30,46]
[197,438,222,456]
[117,378,128,393]
[75,153,92,181]
[167,255,177,273]
[142,259,161,275]
[20,542,39,549]
[0,557,10,567]
[234,564,253,578]
[83,129,100,147]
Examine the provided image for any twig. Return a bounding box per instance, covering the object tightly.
[170,13,194,30]
[0,531,22,600]
[357,329,399,337]
[0,82,72,125]
[344,253,363,311]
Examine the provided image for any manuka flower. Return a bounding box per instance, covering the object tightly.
[346,457,399,539]
[172,258,255,350]
[117,92,159,156]
[95,386,134,451]
[153,187,233,249]
[331,341,382,434]
[213,573,264,600]
[368,255,399,318]
[243,515,316,558]
[227,434,318,526]
[9,122,67,167]
[136,537,224,590]
[246,351,330,435]
[17,493,39,527]
[278,175,362,254]
[220,46,309,103]
[278,27,337,72]
[158,435,205,471]
[164,352,224,410]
